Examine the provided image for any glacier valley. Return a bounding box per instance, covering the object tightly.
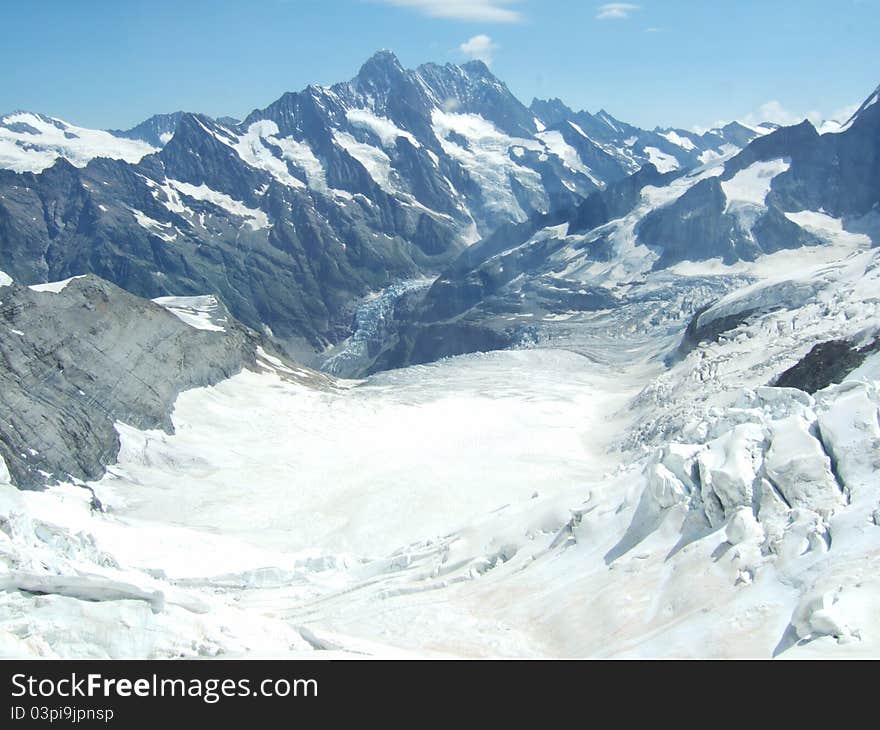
[2,242,879,658]
[1,52,879,659]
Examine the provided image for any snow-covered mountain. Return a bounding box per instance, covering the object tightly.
[348,82,879,375]
[109,112,187,148]
[0,51,773,359]
[0,111,158,173]
[530,96,776,174]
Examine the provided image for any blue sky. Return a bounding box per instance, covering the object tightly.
[1,0,877,132]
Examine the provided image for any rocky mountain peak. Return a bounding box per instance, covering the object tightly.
[110,111,186,148]
[357,49,407,88]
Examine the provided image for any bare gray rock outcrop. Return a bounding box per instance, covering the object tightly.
[0,275,276,488]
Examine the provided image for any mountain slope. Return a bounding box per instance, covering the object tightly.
[109,112,186,148]
[1,70,879,660]
[530,96,776,175]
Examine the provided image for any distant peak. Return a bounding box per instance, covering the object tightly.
[145,111,185,121]
[530,97,573,114]
[172,112,233,139]
[359,49,404,75]
[722,120,750,132]
[0,109,29,121]
[369,48,399,62]
[355,50,408,93]
[179,111,208,125]
[460,60,503,84]
[1,110,56,124]
[461,59,490,73]
[842,82,880,128]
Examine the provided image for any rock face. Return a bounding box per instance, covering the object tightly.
[775,338,880,394]
[765,93,880,217]
[637,175,822,269]
[347,166,681,373]
[0,275,277,488]
[2,59,875,376]
[109,112,186,148]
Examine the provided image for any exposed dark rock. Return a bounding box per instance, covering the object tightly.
[774,337,880,393]
[638,175,822,270]
[369,321,515,373]
[529,99,770,176]
[109,112,185,148]
[0,52,621,360]
[675,303,762,360]
[570,163,675,235]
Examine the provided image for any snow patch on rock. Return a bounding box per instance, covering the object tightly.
[152,295,227,332]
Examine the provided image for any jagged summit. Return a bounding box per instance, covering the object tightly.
[356,48,407,86]
[459,59,494,77]
[360,48,402,67]
[0,51,776,355]
[2,54,874,368]
[110,111,186,147]
[530,97,574,124]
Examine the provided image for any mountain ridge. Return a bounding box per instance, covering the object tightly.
[1,53,873,367]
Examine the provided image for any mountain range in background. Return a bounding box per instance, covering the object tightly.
[1,50,797,359]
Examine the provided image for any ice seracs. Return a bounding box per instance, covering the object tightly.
[4,237,879,657]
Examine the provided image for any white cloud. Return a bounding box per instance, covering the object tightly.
[459,34,498,64]
[829,103,860,124]
[743,100,816,127]
[376,0,523,23]
[596,3,640,20]
[742,100,859,132]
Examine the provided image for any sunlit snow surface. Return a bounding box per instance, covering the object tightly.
[2,243,880,659]
[0,112,156,173]
[431,110,545,221]
[96,350,632,557]
[152,295,227,332]
[0,349,639,658]
[28,276,88,293]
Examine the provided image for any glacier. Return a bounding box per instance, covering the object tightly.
[2,241,879,658]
